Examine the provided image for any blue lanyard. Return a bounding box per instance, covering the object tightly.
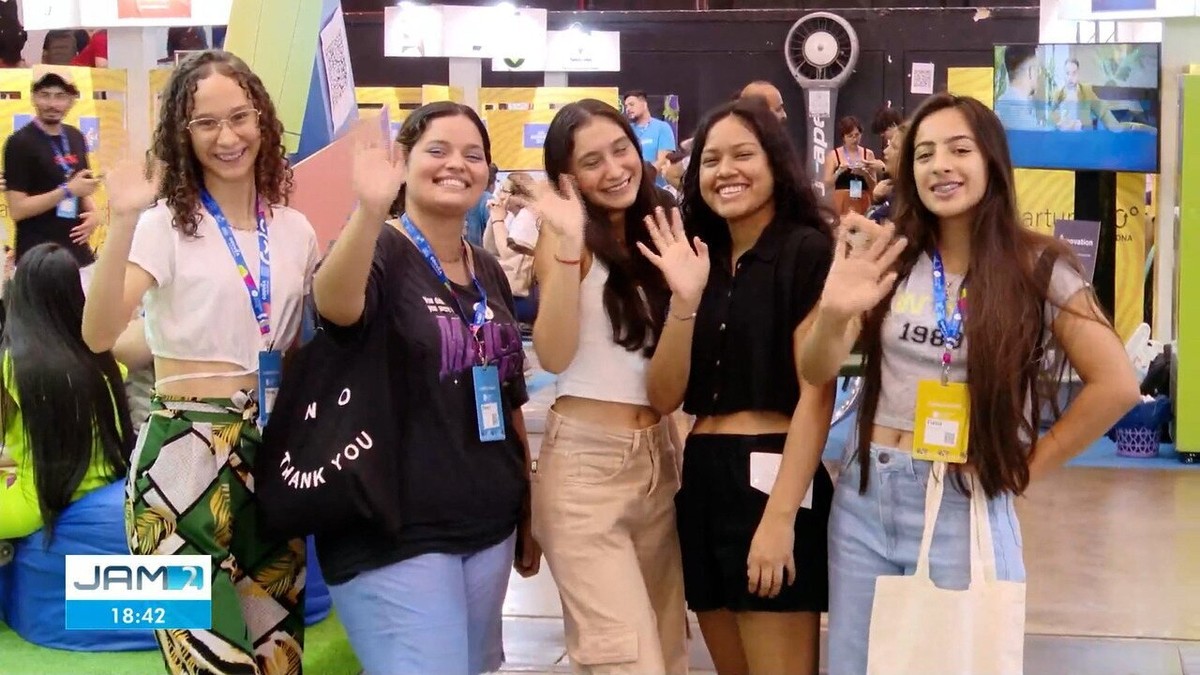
[400,214,489,343]
[200,190,271,337]
[930,249,967,382]
[41,129,72,176]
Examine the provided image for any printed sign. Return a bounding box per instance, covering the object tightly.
[1054,219,1102,282]
[523,123,549,149]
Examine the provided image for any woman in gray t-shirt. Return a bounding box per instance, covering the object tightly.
[799,93,1141,674]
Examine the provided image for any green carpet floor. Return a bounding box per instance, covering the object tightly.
[0,612,361,674]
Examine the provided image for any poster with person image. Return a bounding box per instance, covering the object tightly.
[993,43,1160,172]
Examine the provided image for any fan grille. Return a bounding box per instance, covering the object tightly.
[788,15,855,82]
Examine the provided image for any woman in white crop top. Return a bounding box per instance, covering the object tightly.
[799,94,1141,674]
[515,99,704,674]
[82,51,316,675]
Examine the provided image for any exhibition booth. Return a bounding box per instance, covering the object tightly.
[0,0,1197,672]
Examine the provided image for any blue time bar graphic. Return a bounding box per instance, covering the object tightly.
[66,600,212,631]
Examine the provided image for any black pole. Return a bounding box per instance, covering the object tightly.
[1074,170,1117,316]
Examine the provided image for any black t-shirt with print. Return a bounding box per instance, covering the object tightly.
[2,122,94,265]
[315,224,529,584]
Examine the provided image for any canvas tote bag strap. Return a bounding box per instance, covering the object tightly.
[968,472,1001,585]
[913,461,949,580]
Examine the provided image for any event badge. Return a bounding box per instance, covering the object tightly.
[257,350,283,429]
[912,380,970,464]
[849,179,864,200]
[472,365,506,442]
[56,196,78,219]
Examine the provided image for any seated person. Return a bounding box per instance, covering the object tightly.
[0,243,134,540]
[484,173,538,325]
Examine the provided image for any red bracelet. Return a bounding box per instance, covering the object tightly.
[554,255,582,265]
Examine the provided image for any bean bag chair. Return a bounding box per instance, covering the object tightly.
[3,481,331,651]
[4,480,155,651]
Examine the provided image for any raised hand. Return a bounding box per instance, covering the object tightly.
[818,213,907,323]
[513,175,587,247]
[103,156,163,220]
[351,119,406,216]
[636,206,709,311]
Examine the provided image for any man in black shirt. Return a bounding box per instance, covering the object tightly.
[4,65,100,266]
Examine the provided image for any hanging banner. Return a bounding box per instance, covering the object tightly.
[1115,171,1147,340]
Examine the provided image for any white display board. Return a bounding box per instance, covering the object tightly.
[21,0,233,29]
[384,4,546,60]
[1058,0,1200,20]
[493,28,621,73]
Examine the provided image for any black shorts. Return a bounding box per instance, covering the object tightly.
[675,433,832,613]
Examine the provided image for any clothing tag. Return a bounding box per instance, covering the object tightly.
[849,179,864,200]
[912,379,970,464]
[257,350,283,429]
[472,365,506,442]
[56,196,78,219]
[749,451,814,509]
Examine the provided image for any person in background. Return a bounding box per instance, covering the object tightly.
[71,30,108,68]
[995,44,1045,132]
[1052,57,1126,131]
[649,97,836,675]
[624,89,677,169]
[801,93,1140,674]
[312,103,537,674]
[0,243,134,541]
[0,3,27,69]
[868,122,907,224]
[4,66,101,267]
[464,162,499,247]
[83,50,316,673]
[519,98,689,674]
[740,80,788,122]
[167,27,209,60]
[822,116,877,217]
[484,172,538,325]
[870,107,904,162]
[41,31,80,65]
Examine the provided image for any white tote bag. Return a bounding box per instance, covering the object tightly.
[866,463,1026,675]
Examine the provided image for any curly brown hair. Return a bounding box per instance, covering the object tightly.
[153,50,292,236]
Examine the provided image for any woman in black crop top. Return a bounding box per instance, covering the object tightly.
[644,97,836,674]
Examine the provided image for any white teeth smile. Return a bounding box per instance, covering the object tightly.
[718,185,748,197]
[933,182,962,196]
[602,178,631,193]
[216,149,246,163]
[436,178,467,189]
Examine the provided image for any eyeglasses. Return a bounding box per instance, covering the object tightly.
[186,109,261,137]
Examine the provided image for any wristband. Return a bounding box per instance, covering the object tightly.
[60,183,73,199]
[554,255,581,265]
[669,309,697,322]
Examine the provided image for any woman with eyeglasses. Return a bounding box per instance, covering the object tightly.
[83,50,317,674]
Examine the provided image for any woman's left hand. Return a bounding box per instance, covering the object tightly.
[637,206,710,311]
[747,510,796,598]
[514,497,541,578]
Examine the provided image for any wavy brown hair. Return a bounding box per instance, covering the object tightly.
[853,93,1095,499]
[153,50,292,236]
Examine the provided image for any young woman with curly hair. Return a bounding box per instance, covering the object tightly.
[82,50,318,675]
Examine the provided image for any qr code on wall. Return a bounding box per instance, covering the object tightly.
[321,7,356,129]
[910,62,935,95]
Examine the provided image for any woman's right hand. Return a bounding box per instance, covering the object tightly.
[517,176,587,248]
[104,157,162,221]
[818,215,907,324]
[351,121,406,216]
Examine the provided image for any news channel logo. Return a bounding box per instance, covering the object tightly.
[64,555,212,631]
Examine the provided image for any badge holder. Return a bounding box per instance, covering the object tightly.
[472,364,506,442]
[912,378,970,464]
[257,350,283,429]
[849,178,864,200]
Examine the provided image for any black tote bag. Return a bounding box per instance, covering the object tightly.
[256,309,402,539]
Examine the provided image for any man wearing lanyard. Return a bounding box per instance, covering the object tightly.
[3,65,100,268]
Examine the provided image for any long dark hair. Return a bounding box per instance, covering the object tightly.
[682,97,833,254]
[389,101,492,218]
[542,99,670,355]
[1,244,133,539]
[854,93,1086,499]
[154,50,291,236]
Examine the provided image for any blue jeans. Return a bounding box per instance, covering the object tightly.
[827,445,1026,675]
[328,531,516,675]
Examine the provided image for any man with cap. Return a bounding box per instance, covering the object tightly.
[3,65,100,266]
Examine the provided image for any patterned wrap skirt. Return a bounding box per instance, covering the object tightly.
[125,392,307,675]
